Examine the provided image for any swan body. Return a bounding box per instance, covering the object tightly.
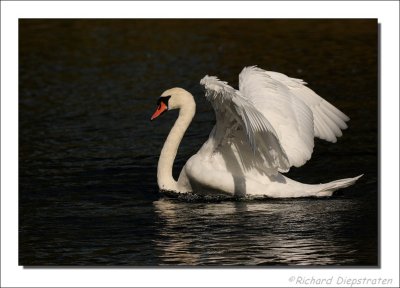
[151,66,362,198]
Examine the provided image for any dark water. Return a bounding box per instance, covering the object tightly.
[19,19,378,266]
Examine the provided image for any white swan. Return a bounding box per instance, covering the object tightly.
[151,66,362,198]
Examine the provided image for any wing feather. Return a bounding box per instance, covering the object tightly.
[239,66,315,168]
[238,66,350,168]
[200,66,349,173]
[264,70,349,142]
[200,75,290,174]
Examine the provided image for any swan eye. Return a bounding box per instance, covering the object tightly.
[157,95,171,107]
[151,95,172,121]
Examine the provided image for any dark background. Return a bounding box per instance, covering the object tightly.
[19,19,378,266]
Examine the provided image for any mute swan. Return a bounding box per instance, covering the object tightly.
[151,66,362,198]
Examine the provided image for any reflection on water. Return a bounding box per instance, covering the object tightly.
[153,197,376,265]
[19,19,378,265]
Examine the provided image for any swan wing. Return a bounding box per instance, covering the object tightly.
[263,69,349,142]
[239,66,316,168]
[239,66,349,168]
[200,75,290,174]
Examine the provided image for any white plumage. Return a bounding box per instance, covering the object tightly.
[152,66,362,198]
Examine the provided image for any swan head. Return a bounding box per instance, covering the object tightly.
[151,87,195,120]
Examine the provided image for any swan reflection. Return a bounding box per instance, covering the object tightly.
[153,198,359,265]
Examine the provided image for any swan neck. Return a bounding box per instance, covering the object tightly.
[157,100,195,191]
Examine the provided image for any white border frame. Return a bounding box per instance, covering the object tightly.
[1,1,399,287]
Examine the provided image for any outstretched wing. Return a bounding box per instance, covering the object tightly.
[263,70,349,142]
[239,66,349,168]
[200,75,290,174]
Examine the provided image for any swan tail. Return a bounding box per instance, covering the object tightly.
[315,174,363,197]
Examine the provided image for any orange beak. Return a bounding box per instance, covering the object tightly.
[151,102,168,120]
